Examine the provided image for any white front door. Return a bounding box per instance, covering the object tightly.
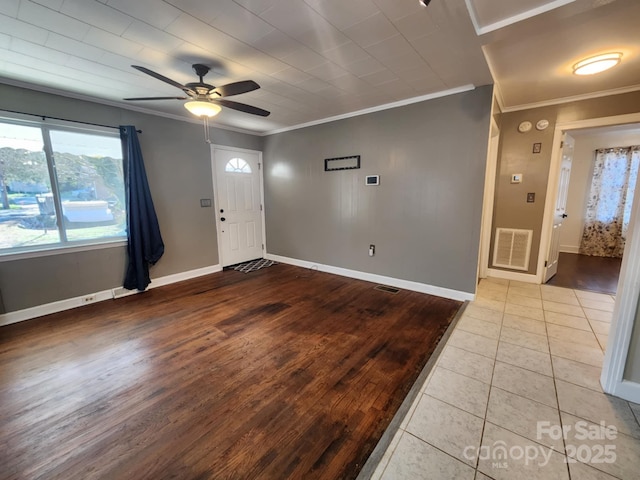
[544,133,575,282]
[212,146,264,267]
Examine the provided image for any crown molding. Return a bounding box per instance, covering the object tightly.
[0,77,478,138]
[262,84,476,136]
[0,77,260,136]
[500,84,640,113]
[465,0,576,35]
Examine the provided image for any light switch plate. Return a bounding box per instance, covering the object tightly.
[527,192,535,203]
[200,198,212,207]
[511,174,523,184]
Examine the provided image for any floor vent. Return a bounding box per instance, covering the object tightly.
[493,228,533,271]
[112,287,139,299]
[374,285,400,294]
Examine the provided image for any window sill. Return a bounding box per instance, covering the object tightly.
[0,239,127,262]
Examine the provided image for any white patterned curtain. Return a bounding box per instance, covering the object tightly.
[579,146,639,258]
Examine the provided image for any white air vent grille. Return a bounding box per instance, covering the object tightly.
[112,287,139,299]
[493,228,533,271]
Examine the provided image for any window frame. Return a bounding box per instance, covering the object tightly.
[0,114,127,261]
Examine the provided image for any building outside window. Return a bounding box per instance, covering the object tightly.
[0,119,126,256]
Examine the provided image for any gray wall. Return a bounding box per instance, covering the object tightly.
[263,85,493,294]
[491,90,640,275]
[0,83,262,313]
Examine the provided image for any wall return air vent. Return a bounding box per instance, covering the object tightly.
[493,228,533,271]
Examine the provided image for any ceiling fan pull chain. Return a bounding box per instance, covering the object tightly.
[203,116,212,144]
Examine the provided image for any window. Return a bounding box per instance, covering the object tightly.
[0,119,126,255]
[225,157,251,173]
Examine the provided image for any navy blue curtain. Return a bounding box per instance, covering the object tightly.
[120,126,164,291]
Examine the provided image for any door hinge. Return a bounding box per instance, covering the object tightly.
[544,260,548,267]
[262,243,264,250]
[260,204,263,211]
[560,141,564,148]
[258,162,261,170]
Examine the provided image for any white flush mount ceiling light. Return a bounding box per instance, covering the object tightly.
[184,101,222,117]
[573,53,622,75]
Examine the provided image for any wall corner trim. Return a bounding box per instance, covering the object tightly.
[265,253,474,302]
[0,264,222,327]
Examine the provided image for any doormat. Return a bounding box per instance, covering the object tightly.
[233,258,277,274]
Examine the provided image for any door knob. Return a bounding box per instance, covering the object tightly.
[220,217,226,222]
[220,209,224,213]
[562,214,568,218]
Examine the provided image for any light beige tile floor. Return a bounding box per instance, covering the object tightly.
[371,279,640,480]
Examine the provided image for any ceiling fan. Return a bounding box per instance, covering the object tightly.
[124,64,270,117]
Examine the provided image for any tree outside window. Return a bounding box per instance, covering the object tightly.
[0,120,126,253]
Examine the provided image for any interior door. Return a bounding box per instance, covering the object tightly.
[213,147,264,267]
[544,133,575,282]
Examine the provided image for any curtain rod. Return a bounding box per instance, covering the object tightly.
[0,108,142,133]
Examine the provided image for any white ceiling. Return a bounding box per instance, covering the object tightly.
[0,0,638,134]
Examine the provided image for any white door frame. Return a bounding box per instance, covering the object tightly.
[478,115,500,280]
[537,112,640,401]
[543,133,574,283]
[210,144,267,267]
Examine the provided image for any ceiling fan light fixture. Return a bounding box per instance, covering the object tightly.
[184,100,222,117]
[573,52,622,75]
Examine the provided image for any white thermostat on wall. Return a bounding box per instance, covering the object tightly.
[365,175,380,186]
[511,173,523,184]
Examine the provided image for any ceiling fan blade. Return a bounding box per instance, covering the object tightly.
[131,65,193,93]
[212,99,270,117]
[213,80,260,97]
[124,96,188,101]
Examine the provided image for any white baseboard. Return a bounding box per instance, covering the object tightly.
[265,253,474,302]
[0,264,222,327]
[0,290,114,327]
[148,264,222,289]
[487,268,539,284]
[560,245,580,254]
[608,380,640,403]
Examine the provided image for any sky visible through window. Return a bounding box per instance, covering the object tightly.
[0,124,122,158]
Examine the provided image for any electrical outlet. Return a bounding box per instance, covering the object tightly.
[82,295,96,304]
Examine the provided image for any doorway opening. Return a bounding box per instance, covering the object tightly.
[544,123,640,295]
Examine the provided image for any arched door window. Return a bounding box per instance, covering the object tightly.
[225,157,252,173]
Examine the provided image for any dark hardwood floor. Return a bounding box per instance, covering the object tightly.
[0,264,461,480]
[546,252,622,294]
